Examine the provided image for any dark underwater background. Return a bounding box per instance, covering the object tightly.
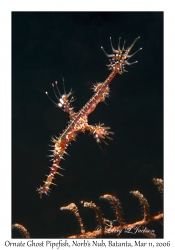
[12,12,163,238]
